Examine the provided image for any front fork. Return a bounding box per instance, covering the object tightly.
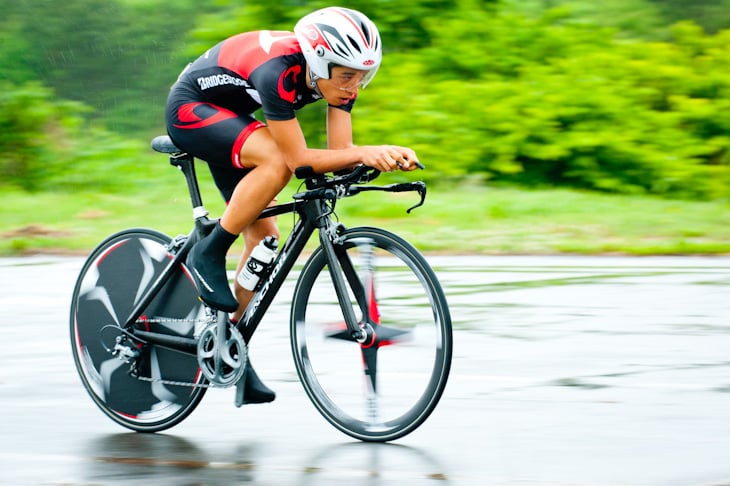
[320,224,383,416]
[318,219,369,343]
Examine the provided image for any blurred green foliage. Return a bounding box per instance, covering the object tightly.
[359,9,730,199]
[1,0,729,199]
[0,81,150,192]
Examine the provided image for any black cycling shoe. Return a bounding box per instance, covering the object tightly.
[187,223,239,313]
[235,360,276,406]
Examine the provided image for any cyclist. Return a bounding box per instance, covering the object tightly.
[165,7,419,404]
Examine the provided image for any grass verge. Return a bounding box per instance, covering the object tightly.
[1,181,729,256]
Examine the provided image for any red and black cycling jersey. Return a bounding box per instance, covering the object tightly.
[174,30,356,121]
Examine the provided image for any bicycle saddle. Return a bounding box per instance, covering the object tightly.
[151,135,184,154]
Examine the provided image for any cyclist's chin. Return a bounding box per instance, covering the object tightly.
[324,95,352,106]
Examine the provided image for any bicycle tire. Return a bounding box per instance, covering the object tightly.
[70,228,207,432]
[290,227,452,442]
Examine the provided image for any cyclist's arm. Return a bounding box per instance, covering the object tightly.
[266,117,419,173]
[326,105,354,150]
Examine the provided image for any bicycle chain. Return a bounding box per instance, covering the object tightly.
[137,316,207,325]
[134,374,221,389]
[130,316,232,389]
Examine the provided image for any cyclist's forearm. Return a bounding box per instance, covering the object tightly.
[265,119,414,173]
[288,147,362,173]
[290,145,417,174]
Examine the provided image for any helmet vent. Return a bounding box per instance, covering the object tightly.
[360,22,371,45]
[347,35,362,53]
[334,43,350,58]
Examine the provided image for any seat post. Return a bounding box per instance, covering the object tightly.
[170,153,209,220]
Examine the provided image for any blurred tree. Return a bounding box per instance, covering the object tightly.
[4,0,128,103]
[504,0,730,37]
[0,80,147,192]
[184,0,471,55]
[0,2,36,85]
[649,0,730,33]
[0,0,199,133]
[0,82,58,190]
[505,0,669,39]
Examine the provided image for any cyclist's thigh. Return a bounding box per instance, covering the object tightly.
[237,125,288,169]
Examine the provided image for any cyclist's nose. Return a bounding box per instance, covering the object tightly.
[338,86,358,95]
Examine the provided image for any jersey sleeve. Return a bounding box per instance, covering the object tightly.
[248,60,298,121]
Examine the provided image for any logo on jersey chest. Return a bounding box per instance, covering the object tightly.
[278,65,302,104]
[196,73,250,91]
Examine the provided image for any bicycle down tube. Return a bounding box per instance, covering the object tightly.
[238,195,360,343]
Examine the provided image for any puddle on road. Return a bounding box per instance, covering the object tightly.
[79,434,451,485]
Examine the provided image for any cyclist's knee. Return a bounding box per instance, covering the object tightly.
[240,147,292,187]
[268,155,293,185]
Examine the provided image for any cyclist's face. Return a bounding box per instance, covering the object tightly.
[317,66,368,106]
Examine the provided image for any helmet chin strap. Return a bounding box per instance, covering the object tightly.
[308,66,323,97]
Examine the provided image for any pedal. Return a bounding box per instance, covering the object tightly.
[233,361,275,406]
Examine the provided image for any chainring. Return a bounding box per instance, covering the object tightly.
[196,319,247,387]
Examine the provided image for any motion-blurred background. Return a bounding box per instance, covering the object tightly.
[2,0,729,255]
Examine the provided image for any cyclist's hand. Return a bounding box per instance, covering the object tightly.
[358,145,420,172]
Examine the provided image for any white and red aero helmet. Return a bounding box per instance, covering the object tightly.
[294,7,382,87]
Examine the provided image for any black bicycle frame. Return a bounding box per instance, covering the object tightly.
[123,150,367,353]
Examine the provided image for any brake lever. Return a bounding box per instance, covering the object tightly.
[406,181,426,213]
[397,159,426,170]
[348,181,427,213]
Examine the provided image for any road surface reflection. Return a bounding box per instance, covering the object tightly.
[1,255,729,485]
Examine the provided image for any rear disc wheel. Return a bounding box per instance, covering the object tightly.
[70,229,207,432]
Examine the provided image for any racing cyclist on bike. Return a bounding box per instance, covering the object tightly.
[165,7,419,404]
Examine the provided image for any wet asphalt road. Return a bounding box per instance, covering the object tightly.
[1,255,730,485]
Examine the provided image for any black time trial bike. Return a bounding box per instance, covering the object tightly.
[69,135,452,442]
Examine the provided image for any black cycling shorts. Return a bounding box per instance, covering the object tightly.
[166,84,265,202]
